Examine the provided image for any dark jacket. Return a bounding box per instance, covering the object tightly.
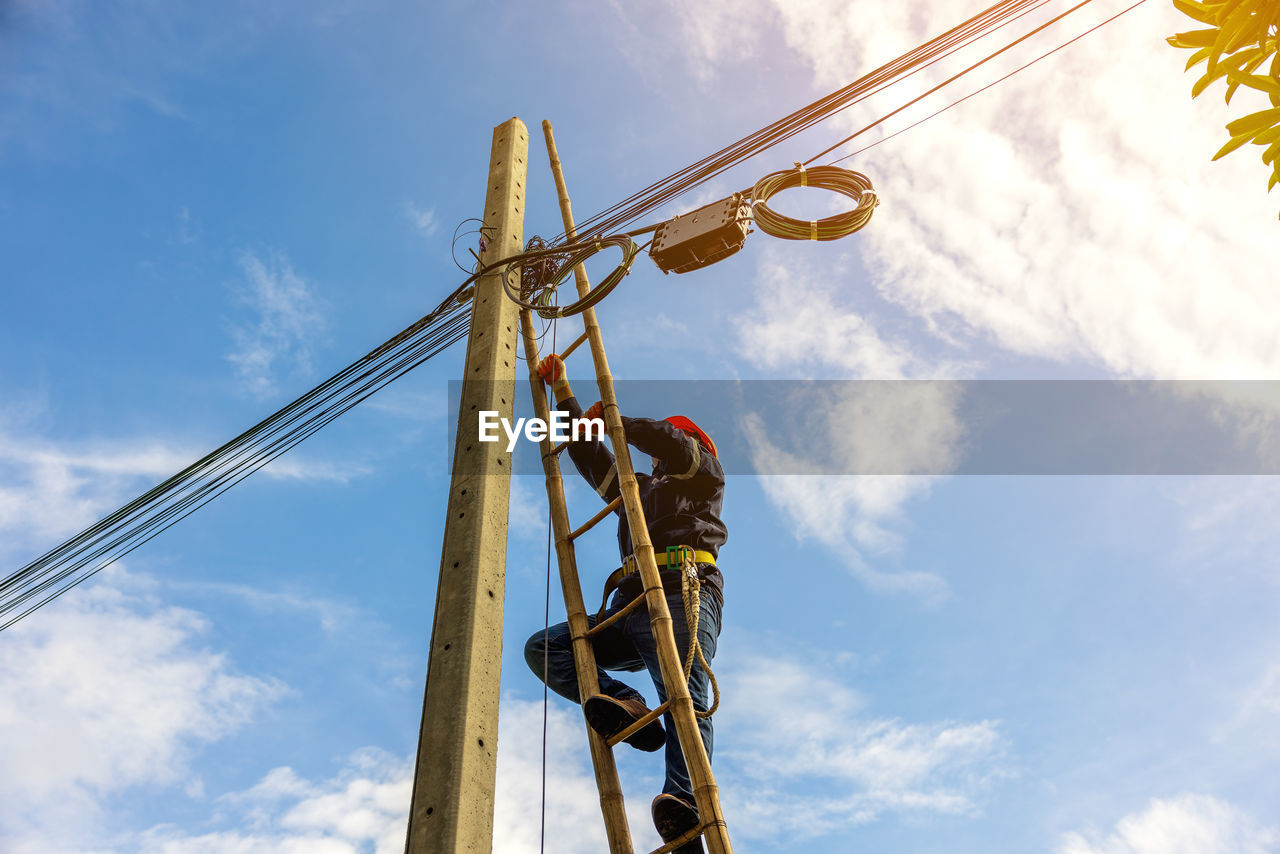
[557,395,727,603]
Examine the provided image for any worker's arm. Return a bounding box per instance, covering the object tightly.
[620,416,705,480]
[536,355,620,502]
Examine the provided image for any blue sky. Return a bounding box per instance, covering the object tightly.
[3,1,1280,852]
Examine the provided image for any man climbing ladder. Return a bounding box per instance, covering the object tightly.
[524,353,728,853]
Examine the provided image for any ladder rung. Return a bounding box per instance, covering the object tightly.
[559,329,590,360]
[649,823,705,854]
[567,495,622,541]
[584,593,646,639]
[607,699,671,749]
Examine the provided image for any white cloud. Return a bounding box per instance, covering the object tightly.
[360,386,448,423]
[749,473,949,599]
[648,0,1280,598]
[492,696,656,854]
[1225,657,1280,741]
[508,475,551,542]
[0,423,367,559]
[227,251,328,398]
[405,202,438,238]
[178,206,199,245]
[106,698,625,854]
[735,248,965,379]
[0,587,1004,853]
[0,574,616,852]
[736,377,963,599]
[1058,793,1280,854]
[1168,476,1280,585]
[728,0,1279,379]
[259,454,371,483]
[165,580,368,636]
[716,649,1005,843]
[0,571,284,853]
[129,748,411,854]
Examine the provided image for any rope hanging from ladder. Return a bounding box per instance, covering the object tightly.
[677,547,720,719]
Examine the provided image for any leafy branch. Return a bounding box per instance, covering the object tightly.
[1169,0,1280,216]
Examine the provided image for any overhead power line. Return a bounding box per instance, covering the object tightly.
[0,232,647,632]
[2,0,1141,631]
[805,0,1137,164]
[829,0,1150,165]
[0,280,476,631]
[557,0,1093,243]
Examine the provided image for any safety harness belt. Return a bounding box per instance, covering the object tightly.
[595,545,715,622]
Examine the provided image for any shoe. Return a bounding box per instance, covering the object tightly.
[583,694,666,752]
[652,793,703,853]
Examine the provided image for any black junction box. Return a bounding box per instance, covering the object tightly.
[648,194,751,274]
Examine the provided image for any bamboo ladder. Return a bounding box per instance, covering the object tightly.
[516,120,733,854]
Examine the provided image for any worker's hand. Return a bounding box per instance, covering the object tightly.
[536,354,568,391]
[584,400,604,422]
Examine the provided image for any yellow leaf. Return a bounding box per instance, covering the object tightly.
[1254,126,1280,145]
[1226,70,1280,97]
[1224,45,1265,66]
[1217,0,1250,21]
[1185,45,1214,69]
[1226,106,1280,136]
[1217,52,1259,100]
[1174,0,1219,25]
[1225,16,1268,54]
[1213,133,1254,159]
[1171,27,1220,49]
[1212,4,1265,63]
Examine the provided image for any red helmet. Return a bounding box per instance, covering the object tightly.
[665,416,717,458]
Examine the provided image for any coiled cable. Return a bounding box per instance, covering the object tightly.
[751,164,879,241]
[501,234,638,318]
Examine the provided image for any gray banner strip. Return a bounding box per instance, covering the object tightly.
[447,381,1280,475]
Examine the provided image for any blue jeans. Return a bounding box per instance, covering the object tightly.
[525,586,723,801]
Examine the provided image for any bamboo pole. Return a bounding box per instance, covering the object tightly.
[518,310,633,853]
[542,119,733,854]
[568,496,623,541]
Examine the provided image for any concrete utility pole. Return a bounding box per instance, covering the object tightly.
[405,117,527,854]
